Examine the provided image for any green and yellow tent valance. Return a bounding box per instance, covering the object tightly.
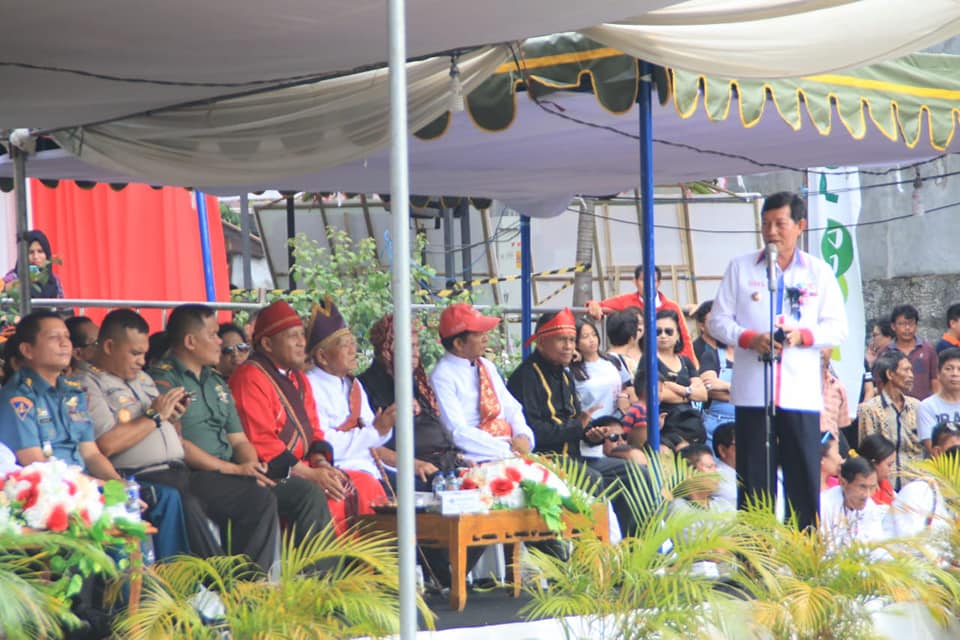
[415,33,669,140]
[417,31,960,154]
[671,53,960,152]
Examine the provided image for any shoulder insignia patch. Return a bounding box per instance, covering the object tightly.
[155,379,172,388]
[155,363,173,371]
[9,396,33,421]
[64,378,81,388]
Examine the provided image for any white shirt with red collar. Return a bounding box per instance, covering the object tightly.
[707,249,847,411]
[305,366,391,478]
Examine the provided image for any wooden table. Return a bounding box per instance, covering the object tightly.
[360,503,608,611]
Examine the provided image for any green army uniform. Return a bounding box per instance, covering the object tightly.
[150,357,241,461]
[0,368,94,467]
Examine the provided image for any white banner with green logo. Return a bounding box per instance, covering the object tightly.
[808,167,864,419]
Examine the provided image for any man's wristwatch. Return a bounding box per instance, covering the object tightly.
[684,386,693,399]
[144,408,163,429]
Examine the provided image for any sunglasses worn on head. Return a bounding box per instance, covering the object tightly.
[222,343,251,356]
[656,328,675,337]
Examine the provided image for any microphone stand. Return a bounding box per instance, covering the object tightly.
[762,251,779,503]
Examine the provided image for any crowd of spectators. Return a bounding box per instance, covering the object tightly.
[3,246,960,583]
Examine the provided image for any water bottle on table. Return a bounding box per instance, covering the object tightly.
[432,471,447,497]
[125,477,142,522]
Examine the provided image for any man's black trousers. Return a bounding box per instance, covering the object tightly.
[139,468,279,574]
[734,406,821,530]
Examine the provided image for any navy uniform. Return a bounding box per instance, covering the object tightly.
[0,367,93,466]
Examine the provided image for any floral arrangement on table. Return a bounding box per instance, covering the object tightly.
[459,457,592,533]
[0,459,147,609]
[0,458,145,540]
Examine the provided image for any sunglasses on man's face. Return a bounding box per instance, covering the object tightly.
[607,433,624,443]
[222,343,251,356]
[656,328,675,337]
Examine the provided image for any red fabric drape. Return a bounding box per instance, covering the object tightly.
[28,181,230,330]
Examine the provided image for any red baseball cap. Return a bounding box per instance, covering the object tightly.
[438,303,500,339]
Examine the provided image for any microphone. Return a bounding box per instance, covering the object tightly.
[765,243,778,292]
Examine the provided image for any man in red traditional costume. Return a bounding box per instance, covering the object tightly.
[429,303,535,462]
[229,301,381,535]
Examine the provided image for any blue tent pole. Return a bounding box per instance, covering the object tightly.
[639,61,660,451]
[520,215,532,357]
[194,190,216,302]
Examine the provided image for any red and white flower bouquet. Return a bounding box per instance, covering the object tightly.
[461,457,571,509]
[457,457,600,533]
[0,459,134,535]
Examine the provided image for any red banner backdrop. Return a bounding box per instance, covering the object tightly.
[29,180,230,330]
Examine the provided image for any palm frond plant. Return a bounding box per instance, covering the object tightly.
[0,531,119,639]
[897,454,960,571]
[621,448,703,530]
[115,524,436,639]
[733,500,960,640]
[534,452,622,517]
[520,493,754,640]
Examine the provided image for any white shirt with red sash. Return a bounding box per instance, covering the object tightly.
[430,352,535,463]
[305,366,391,478]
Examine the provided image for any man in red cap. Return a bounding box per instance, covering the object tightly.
[303,298,391,509]
[430,303,534,462]
[508,308,641,536]
[228,300,350,536]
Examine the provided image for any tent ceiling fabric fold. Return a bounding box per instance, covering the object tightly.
[50,46,510,187]
[5,2,960,133]
[583,0,960,78]
[0,0,674,130]
[671,53,960,151]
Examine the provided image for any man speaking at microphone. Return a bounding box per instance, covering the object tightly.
[708,192,847,530]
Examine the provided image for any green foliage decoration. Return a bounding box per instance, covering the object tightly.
[115,523,435,639]
[0,531,120,639]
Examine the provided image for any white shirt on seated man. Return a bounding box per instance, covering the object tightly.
[430,303,534,463]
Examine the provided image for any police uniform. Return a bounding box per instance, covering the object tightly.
[74,365,184,472]
[78,360,279,574]
[151,355,331,547]
[0,367,93,466]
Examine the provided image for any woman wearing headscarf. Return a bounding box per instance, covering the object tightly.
[359,314,466,492]
[3,230,64,298]
[359,314,481,590]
